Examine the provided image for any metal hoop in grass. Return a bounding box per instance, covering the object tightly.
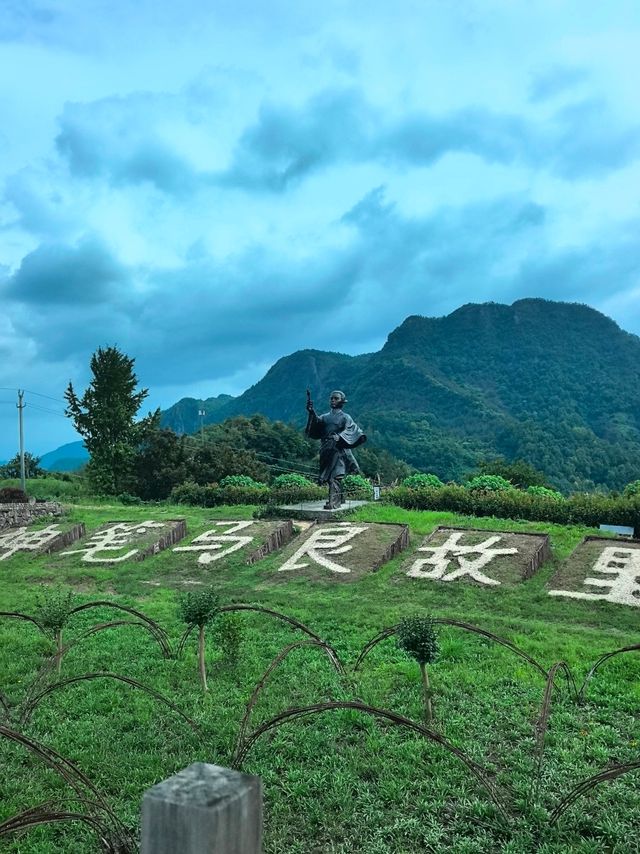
[234,700,512,824]
[0,611,46,635]
[18,672,200,733]
[0,726,133,848]
[0,800,134,853]
[353,620,548,679]
[69,601,172,657]
[233,639,346,765]
[549,761,640,825]
[577,644,640,702]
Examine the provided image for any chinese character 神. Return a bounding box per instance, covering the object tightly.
[173,521,255,565]
[0,525,64,561]
[278,523,367,574]
[61,521,165,563]
[549,547,640,607]
[407,532,518,586]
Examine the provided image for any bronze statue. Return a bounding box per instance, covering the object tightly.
[305,389,367,509]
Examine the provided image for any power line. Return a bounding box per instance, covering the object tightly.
[24,388,67,404]
[27,404,68,419]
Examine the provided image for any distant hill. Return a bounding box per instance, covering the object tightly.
[160,299,640,492]
[40,441,88,472]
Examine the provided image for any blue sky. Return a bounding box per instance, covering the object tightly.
[1,1,640,459]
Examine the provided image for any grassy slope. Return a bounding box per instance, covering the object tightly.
[0,502,638,853]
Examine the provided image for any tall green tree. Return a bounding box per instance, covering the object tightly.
[0,452,42,479]
[65,346,159,494]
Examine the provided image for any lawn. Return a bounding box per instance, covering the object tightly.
[0,502,638,853]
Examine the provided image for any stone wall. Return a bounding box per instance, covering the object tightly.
[0,502,64,531]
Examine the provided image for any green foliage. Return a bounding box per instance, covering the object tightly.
[188,443,270,485]
[623,479,640,497]
[527,485,564,500]
[272,473,314,488]
[65,345,160,494]
[214,611,244,667]
[475,457,549,489]
[0,486,29,502]
[466,474,514,492]
[396,615,439,666]
[401,473,444,489]
[116,492,143,505]
[342,473,373,499]
[0,452,43,479]
[219,474,267,488]
[130,428,189,500]
[0,474,87,500]
[34,587,77,636]
[178,588,219,628]
[388,483,640,529]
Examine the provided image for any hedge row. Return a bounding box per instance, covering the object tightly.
[170,481,325,506]
[387,485,640,530]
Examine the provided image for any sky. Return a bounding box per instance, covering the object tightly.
[1,0,640,459]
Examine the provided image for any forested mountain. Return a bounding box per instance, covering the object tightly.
[161,299,640,492]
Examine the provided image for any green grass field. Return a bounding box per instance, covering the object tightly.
[0,502,638,853]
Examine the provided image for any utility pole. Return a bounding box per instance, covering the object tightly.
[17,390,26,491]
[198,409,206,443]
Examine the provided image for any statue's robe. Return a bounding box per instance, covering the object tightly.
[305,408,367,486]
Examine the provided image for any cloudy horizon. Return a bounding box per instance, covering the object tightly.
[1,1,640,459]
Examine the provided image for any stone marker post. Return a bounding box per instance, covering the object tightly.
[141,762,262,854]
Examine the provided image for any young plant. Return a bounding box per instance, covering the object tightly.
[396,615,439,725]
[34,587,77,676]
[214,611,244,669]
[178,588,219,692]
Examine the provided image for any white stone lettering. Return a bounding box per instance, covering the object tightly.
[173,521,255,565]
[278,523,367,574]
[61,521,165,563]
[0,525,63,560]
[407,532,518,585]
[549,547,640,607]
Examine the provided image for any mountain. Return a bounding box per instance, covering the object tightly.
[40,441,88,472]
[161,298,640,492]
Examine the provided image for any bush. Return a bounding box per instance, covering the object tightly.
[623,479,640,498]
[272,473,315,488]
[526,485,564,501]
[214,611,244,667]
[170,481,269,506]
[117,492,143,505]
[401,473,444,489]
[0,486,29,502]
[219,474,267,489]
[342,474,373,500]
[466,475,514,492]
[387,483,640,529]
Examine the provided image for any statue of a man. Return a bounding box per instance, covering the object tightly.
[305,390,367,509]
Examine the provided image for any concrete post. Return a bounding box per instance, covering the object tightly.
[141,762,262,854]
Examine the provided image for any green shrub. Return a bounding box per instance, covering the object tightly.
[342,474,373,500]
[170,481,269,506]
[526,485,564,500]
[466,474,514,492]
[117,492,143,505]
[178,587,220,693]
[387,483,640,529]
[272,473,315,488]
[623,479,640,497]
[214,611,244,668]
[219,474,267,488]
[397,615,439,725]
[401,473,444,489]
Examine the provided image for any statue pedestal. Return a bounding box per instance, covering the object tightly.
[275,499,370,522]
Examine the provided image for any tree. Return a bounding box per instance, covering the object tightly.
[0,452,43,479]
[474,457,550,489]
[178,588,219,693]
[130,428,189,500]
[396,615,439,725]
[65,346,159,494]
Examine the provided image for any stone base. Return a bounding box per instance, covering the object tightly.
[275,500,370,521]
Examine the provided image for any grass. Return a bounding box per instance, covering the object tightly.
[0,501,638,852]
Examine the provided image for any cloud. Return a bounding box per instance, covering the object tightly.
[528,65,589,103]
[4,235,128,305]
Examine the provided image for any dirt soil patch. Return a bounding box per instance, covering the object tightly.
[262,522,409,584]
[397,526,550,587]
[548,536,640,608]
